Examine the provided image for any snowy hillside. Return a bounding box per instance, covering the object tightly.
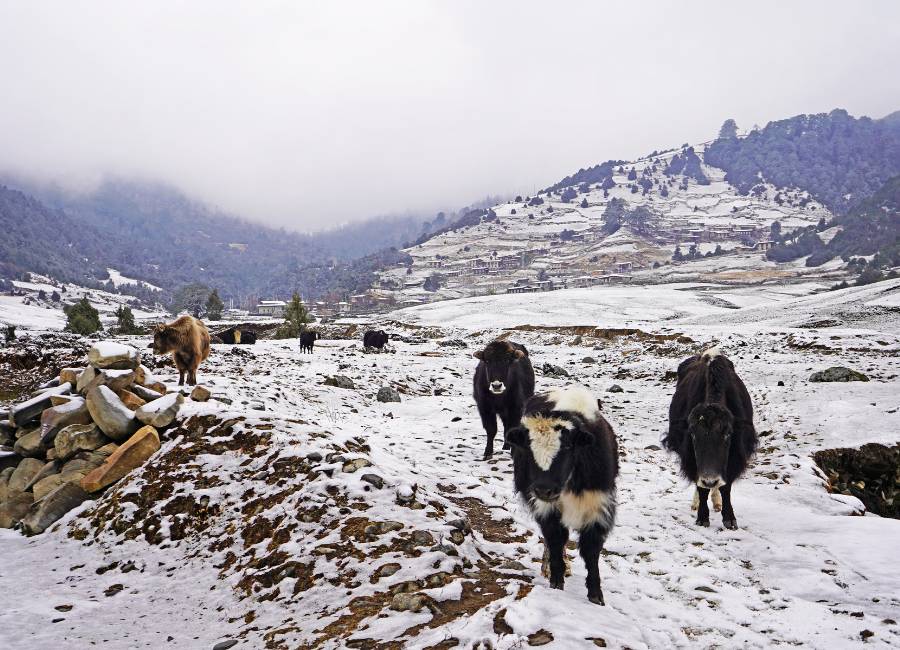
[375,145,838,308]
[1,279,897,648]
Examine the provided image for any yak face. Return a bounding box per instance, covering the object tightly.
[507,410,594,506]
[150,324,176,354]
[688,403,734,488]
[474,341,525,395]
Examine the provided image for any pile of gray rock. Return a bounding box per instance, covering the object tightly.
[0,341,184,535]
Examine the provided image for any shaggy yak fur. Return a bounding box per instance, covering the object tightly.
[363,329,388,351]
[664,347,757,529]
[217,328,257,345]
[472,340,535,460]
[299,330,319,354]
[150,315,211,386]
[506,386,618,605]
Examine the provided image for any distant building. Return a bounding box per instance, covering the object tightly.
[755,240,775,252]
[256,300,286,317]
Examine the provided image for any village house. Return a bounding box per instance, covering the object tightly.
[255,299,287,317]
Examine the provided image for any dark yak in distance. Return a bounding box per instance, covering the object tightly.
[300,330,319,354]
[506,386,619,605]
[472,340,535,460]
[664,347,758,529]
[363,329,389,351]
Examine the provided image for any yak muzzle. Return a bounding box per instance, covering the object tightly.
[532,485,560,502]
[489,381,506,395]
[698,476,724,489]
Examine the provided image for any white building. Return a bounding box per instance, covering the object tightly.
[256,300,287,317]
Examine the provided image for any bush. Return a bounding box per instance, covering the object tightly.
[205,289,224,321]
[65,297,102,335]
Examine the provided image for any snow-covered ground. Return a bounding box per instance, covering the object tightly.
[105,268,163,292]
[1,280,898,648]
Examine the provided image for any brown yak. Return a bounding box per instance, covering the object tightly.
[149,315,211,385]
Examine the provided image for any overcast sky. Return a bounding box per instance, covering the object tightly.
[1,1,899,231]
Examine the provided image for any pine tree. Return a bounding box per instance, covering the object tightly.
[65,297,102,335]
[115,305,141,335]
[276,291,313,339]
[717,119,739,140]
[206,289,224,321]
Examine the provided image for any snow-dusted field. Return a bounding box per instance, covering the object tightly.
[1,280,898,648]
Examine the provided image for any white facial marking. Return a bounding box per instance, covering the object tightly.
[545,386,599,421]
[559,489,616,531]
[697,475,725,489]
[522,414,566,470]
[702,346,721,360]
[530,496,558,521]
[489,381,506,395]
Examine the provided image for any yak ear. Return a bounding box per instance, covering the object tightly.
[505,426,528,447]
[473,350,484,359]
[573,427,595,447]
[514,349,525,359]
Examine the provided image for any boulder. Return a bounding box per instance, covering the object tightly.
[607,384,624,393]
[88,342,141,370]
[135,393,183,428]
[76,365,99,393]
[144,381,168,395]
[81,425,161,493]
[55,423,109,462]
[86,386,139,441]
[8,457,45,491]
[809,367,870,383]
[33,474,67,501]
[129,384,165,402]
[0,467,14,502]
[117,389,146,411]
[21,482,90,535]
[0,490,33,528]
[24,460,60,491]
[13,428,46,458]
[0,451,22,473]
[39,396,92,446]
[62,448,115,476]
[8,382,73,428]
[99,369,136,393]
[190,386,211,402]
[376,386,401,403]
[59,367,81,386]
[0,421,15,447]
[324,375,355,389]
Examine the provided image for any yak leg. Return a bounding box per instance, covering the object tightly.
[539,514,568,590]
[499,409,520,452]
[720,483,738,530]
[478,404,498,460]
[579,523,608,605]
[711,486,722,512]
[541,542,572,578]
[695,486,711,527]
[691,486,700,511]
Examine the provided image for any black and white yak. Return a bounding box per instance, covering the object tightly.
[472,340,535,460]
[664,347,758,529]
[506,386,619,605]
[363,329,389,351]
[299,330,319,354]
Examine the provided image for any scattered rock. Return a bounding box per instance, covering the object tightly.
[342,458,372,473]
[777,380,785,387]
[136,393,184,428]
[104,584,124,597]
[374,563,401,579]
[0,490,33,528]
[86,386,139,441]
[55,423,108,462]
[376,386,401,403]
[438,339,467,348]
[324,375,355,389]
[21,482,90,535]
[814,443,899,518]
[24,460,59,491]
[390,592,429,613]
[809,367,869,383]
[360,473,384,489]
[76,365,98,393]
[411,530,435,546]
[88,342,140,370]
[607,384,624,393]
[542,363,569,377]
[212,641,239,650]
[129,384,165,402]
[528,630,554,646]
[59,368,80,386]
[190,386,211,402]
[582,356,597,364]
[81,425,161,493]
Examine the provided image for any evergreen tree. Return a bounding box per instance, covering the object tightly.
[276,291,312,339]
[673,246,684,262]
[206,289,224,321]
[717,119,739,140]
[65,297,102,335]
[4,324,15,343]
[171,283,211,317]
[114,305,141,335]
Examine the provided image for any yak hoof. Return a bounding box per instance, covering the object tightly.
[588,594,605,606]
[482,451,493,461]
[502,442,510,451]
[696,516,710,527]
[723,517,738,530]
[549,578,564,590]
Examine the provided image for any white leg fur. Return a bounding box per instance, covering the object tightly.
[691,486,699,512]
[711,486,722,512]
[541,543,572,578]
